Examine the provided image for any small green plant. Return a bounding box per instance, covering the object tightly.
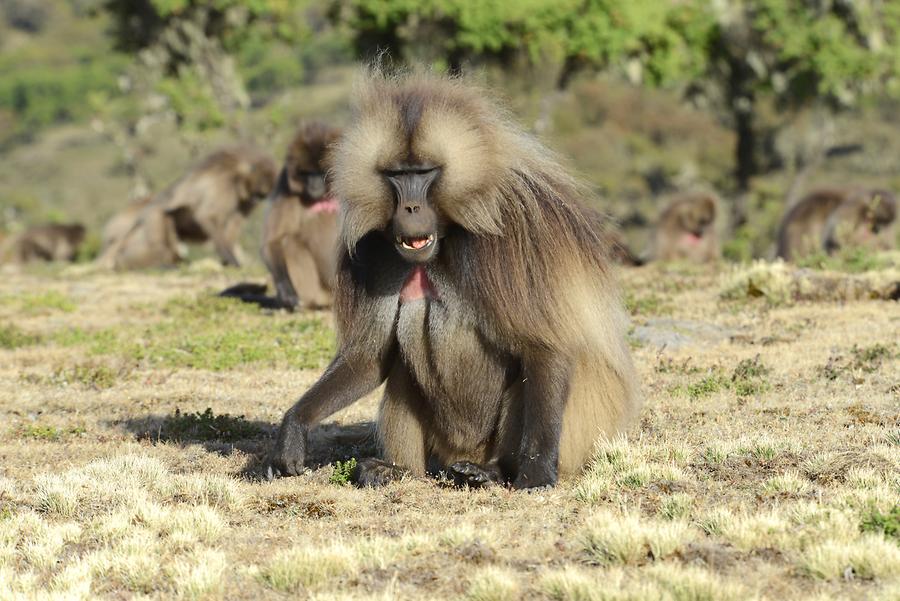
[625,292,671,316]
[158,408,264,442]
[0,323,41,349]
[672,372,729,400]
[329,459,358,486]
[820,343,895,380]
[731,355,771,397]
[17,424,85,441]
[860,506,900,542]
[50,363,121,389]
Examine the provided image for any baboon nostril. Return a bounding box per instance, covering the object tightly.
[413,206,420,213]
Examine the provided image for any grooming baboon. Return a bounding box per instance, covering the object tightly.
[1,223,85,264]
[776,187,897,260]
[653,192,720,263]
[824,189,897,254]
[99,147,277,269]
[261,122,342,309]
[267,70,641,490]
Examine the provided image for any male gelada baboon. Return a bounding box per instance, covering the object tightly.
[261,122,342,309]
[98,147,277,269]
[267,70,641,489]
[1,223,85,264]
[653,192,719,263]
[776,187,896,260]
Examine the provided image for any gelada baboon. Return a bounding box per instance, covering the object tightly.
[824,189,897,254]
[261,122,342,309]
[98,147,277,269]
[1,223,85,264]
[776,187,897,260]
[653,192,720,263]
[267,70,641,489]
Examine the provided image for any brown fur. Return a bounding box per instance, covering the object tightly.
[269,69,641,487]
[261,123,342,309]
[653,192,720,263]
[823,189,897,255]
[98,147,277,270]
[776,187,851,261]
[1,223,85,264]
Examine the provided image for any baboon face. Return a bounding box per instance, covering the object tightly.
[865,190,896,234]
[383,164,443,263]
[285,123,342,205]
[676,197,715,239]
[332,78,508,262]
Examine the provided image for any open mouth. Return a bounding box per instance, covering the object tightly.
[396,234,435,251]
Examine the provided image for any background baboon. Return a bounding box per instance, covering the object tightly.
[823,189,897,255]
[653,192,720,263]
[100,195,152,256]
[99,147,277,269]
[1,223,85,264]
[261,122,342,309]
[776,187,896,260]
[268,71,641,490]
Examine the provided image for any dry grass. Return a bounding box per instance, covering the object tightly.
[0,262,897,599]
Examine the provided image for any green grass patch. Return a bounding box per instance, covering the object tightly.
[625,292,671,316]
[0,323,41,349]
[16,423,86,441]
[731,355,771,397]
[1,290,76,313]
[820,343,896,381]
[796,247,893,274]
[329,458,358,486]
[860,506,900,542]
[156,408,265,442]
[49,363,121,389]
[50,327,120,355]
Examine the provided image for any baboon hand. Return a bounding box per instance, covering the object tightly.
[512,457,558,490]
[448,461,502,489]
[266,421,307,478]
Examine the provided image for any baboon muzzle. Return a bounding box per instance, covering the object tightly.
[386,167,441,262]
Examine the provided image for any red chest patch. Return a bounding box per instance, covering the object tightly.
[309,197,339,214]
[400,266,438,303]
[682,232,702,246]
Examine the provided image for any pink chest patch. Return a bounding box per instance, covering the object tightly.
[309,197,339,214]
[400,266,438,303]
[682,232,702,246]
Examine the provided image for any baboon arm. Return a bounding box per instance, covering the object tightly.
[265,238,300,308]
[513,351,572,489]
[268,351,390,476]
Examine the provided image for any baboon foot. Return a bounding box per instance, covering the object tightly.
[448,461,503,489]
[352,458,407,488]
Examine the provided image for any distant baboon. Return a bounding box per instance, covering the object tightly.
[824,190,897,255]
[99,147,277,269]
[261,122,342,309]
[777,187,897,260]
[100,195,152,257]
[1,223,85,264]
[653,192,720,263]
[267,70,641,490]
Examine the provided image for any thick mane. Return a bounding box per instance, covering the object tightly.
[333,68,617,348]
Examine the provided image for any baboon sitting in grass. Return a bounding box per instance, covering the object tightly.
[267,68,641,490]
[1,223,86,264]
[653,192,720,263]
[98,147,277,270]
[777,187,897,261]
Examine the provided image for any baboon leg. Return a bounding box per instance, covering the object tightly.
[284,237,332,309]
[370,364,428,481]
[264,236,300,309]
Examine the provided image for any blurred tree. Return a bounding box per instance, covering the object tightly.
[98,0,332,124]
[330,0,900,202]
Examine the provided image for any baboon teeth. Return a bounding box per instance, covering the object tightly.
[398,235,435,251]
